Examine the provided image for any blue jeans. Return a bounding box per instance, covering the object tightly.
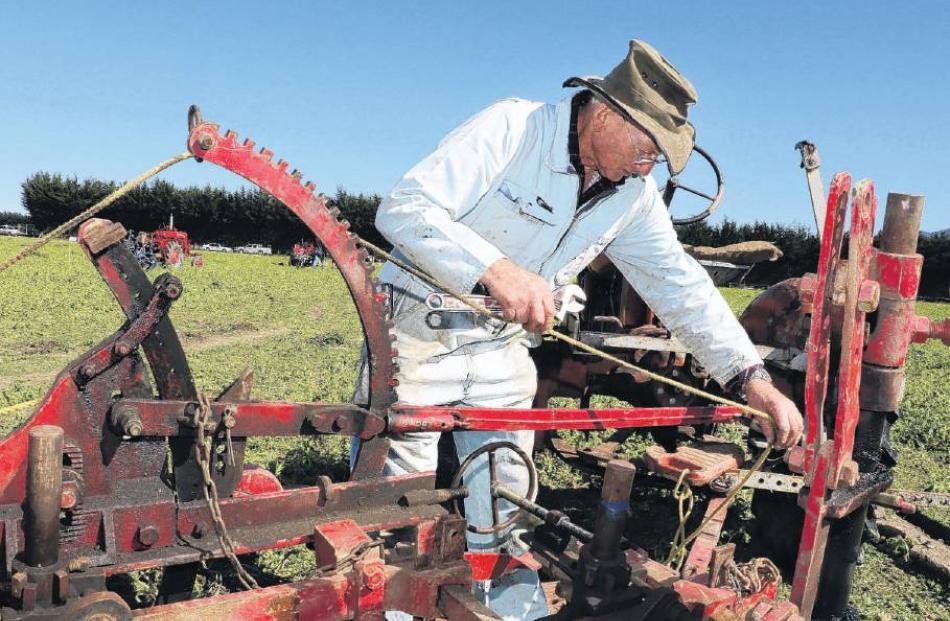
[350,424,548,620]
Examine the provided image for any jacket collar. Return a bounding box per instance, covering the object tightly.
[545,95,576,174]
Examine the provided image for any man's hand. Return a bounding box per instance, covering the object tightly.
[479,258,555,333]
[745,379,804,449]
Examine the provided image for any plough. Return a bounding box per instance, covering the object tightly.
[1,110,947,620]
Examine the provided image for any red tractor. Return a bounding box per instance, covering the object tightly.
[132,217,202,268]
[289,240,324,267]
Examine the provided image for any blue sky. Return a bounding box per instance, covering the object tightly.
[1,2,948,232]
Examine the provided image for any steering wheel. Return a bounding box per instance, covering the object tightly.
[660,144,724,225]
[449,441,538,535]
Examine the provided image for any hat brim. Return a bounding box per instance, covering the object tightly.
[564,76,695,175]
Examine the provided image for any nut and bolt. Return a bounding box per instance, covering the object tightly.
[137,525,160,548]
[222,407,237,429]
[363,565,386,591]
[197,133,215,151]
[124,420,143,437]
[836,460,859,487]
[165,282,182,299]
[798,274,818,309]
[114,341,132,356]
[857,280,880,313]
[61,486,78,510]
[785,447,807,474]
[112,404,143,437]
[11,571,27,597]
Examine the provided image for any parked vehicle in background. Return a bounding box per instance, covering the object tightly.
[201,243,232,253]
[235,243,272,255]
[0,225,27,236]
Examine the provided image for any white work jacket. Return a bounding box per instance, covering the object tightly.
[375,96,760,388]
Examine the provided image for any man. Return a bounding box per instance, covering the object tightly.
[357,40,804,620]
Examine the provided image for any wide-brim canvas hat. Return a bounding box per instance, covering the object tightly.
[564,39,698,174]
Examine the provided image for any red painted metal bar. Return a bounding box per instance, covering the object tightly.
[801,172,850,462]
[681,497,731,583]
[789,173,851,619]
[790,444,834,616]
[829,180,878,489]
[132,562,472,621]
[388,405,743,433]
[117,398,385,439]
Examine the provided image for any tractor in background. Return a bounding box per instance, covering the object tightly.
[124,216,202,269]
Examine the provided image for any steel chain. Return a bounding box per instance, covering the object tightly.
[312,540,385,578]
[718,557,780,596]
[193,392,259,590]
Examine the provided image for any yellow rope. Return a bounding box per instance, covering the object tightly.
[0,152,193,276]
[667,468,695,570]
[0,399,39,416]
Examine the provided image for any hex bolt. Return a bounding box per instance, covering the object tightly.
[81,363,98,379]
[222,407,237,429]
[857,280,880,313]
[125,420,143,437]
[111,404,144,437]
[61,486,78,510]
[114,341,132,356]
[197,133,214,151]
[363,565,386,591]
[785,446,807,474]
[836,460,859,487]
[164,282,182,299]
[137,525,159,548]
[798,273,818,309]
[11,571,27,598]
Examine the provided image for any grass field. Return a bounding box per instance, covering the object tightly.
[1,236,948,619]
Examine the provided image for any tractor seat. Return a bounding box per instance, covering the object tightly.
[644,441,744,487]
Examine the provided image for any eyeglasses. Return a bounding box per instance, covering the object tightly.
[632,152,666,167]
[623,121,665,168]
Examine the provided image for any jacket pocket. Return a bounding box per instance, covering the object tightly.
[497,180,558,226]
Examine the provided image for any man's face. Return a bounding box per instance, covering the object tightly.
[589,106,663,182]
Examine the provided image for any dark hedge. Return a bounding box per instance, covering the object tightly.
[18,173,948,296]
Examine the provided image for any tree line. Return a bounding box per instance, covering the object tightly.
[16,172,389,251]
[9,172,949,296]
[676,219,949,297]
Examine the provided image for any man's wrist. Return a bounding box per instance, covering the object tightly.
[725,364,772,402]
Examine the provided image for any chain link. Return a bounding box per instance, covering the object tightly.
[193,392,259,590]
[312,540,385,578]
[717,557,781,596]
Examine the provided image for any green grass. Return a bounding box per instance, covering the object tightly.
[1,236,948,618]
